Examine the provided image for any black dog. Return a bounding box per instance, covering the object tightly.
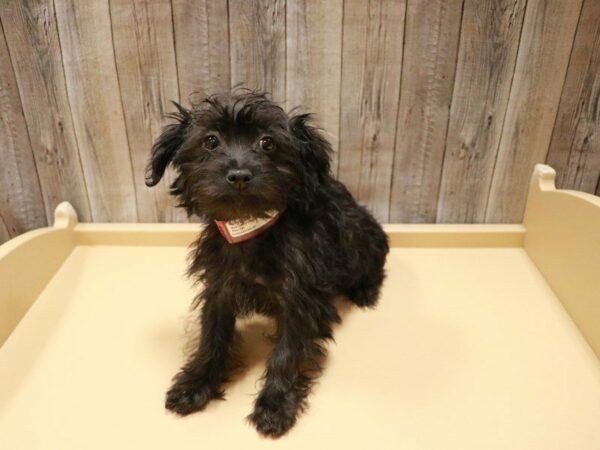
[146,91,389,437]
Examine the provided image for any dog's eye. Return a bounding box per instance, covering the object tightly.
[204,135,220,150]
[259,137,274,152]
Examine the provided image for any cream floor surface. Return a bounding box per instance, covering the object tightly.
[1,245,599,449]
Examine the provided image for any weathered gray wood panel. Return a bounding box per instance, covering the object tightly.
[172,0,230,101]
[229,0,286,101]
[486,0,583,223]
[1,0,91,223]
[0,0,598,243]
[0,20,46,242]
[389,0,463,223]
[547,0,600,196]
[437,0,527,223]
[110,0,186,223]
[55,0,137,222]
[338,0,406,222]
[286,0,343,176]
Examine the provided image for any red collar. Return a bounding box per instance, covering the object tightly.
[214,210,282,244]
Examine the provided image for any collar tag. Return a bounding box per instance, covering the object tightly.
[215,210,281,244]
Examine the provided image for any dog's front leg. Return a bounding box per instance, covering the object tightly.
[249,298,333,437]
[165,295,235,415]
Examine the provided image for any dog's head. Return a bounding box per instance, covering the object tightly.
[146,91,332,221]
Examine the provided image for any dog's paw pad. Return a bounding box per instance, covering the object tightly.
[165,383,219,416]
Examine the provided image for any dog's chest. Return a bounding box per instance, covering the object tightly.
[229,258,281,315]
[218,242,284,315]
[220,240,278,283]
[237,261,268,285]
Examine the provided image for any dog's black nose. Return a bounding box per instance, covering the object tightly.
[226,169,253,187]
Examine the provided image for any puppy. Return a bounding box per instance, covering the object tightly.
[146,91,389,437]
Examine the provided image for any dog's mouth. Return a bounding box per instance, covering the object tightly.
[202,193,284,222]
[216,179,288,221]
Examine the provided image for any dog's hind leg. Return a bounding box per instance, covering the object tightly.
[345,281,382,308]
[345,253,386,308]
[344,222,388,308]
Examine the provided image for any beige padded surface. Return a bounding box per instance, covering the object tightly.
[1,245,600,449]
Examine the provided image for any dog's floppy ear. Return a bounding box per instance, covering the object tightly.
[289,113,332,187]
[145,102,191,187]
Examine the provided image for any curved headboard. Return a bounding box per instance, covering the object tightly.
[524,165,600,358]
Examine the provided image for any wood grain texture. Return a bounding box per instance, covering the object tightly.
[338,0,406,222]
[389,0,464,223]
[2,0,600,234]
[0,20,46,243]
[286,0,343,176]
[0,0,91,224]
[486,0,583,223]
[547,0,600,196]
[436,0,527,223]
[54,0,137,222]
[172,0,230,101]
[110,0,187,223]
[229,0,286,102]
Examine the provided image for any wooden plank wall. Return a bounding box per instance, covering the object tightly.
[1,0,599,243]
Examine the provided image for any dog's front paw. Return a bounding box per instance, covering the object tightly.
[248,390,300,438]
[165,381,221,416]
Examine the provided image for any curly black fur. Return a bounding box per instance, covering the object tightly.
[146,90,389,437]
